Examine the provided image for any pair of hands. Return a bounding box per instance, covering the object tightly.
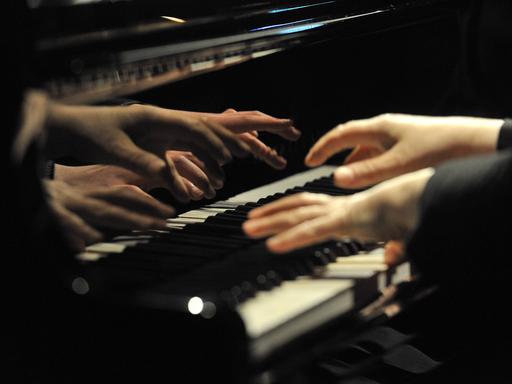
[43,102,300,249]
[244,113,503,260]
[54,108,301,201]
[47,104,300,202]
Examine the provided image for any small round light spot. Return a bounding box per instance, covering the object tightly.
[71,277,90,295]
[187,296,204,315]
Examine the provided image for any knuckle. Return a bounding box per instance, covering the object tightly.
[298,192,316,203]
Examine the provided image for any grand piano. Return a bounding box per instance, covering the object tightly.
[28,1,460,383]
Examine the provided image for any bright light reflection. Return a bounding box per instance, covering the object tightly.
[161,16,186,23]
[250,18,316,32]
[269,1,335,14]
[187,296,204,315]
[278,23,324,34]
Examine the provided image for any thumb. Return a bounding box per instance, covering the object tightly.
[116,139,169,182]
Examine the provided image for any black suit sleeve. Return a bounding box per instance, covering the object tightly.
[407,149,512,285]
[405,149,512,379]
[498,119,512,149]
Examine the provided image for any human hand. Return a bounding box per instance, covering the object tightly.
[243,168,434,253]
[305,114,502,189]
[55,150,217,200]
[45,180,174,251]
[45,103,250,202]
[182,108,301,169]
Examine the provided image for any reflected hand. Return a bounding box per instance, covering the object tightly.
[182,108,301,169]
[56,150,217,200]
[45,180,174,251]
[45,103,251,202]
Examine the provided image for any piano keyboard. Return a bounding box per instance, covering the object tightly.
[77,165,410,362]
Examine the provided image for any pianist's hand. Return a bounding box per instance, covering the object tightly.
[44,103,250,202]
[243,168,434,253]
[177,108,302,169]
[55,151,217,200]
[45,180,174,251]
[305,114,503,189]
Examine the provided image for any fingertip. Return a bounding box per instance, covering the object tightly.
[266,237,288,253]
[242,221,257,236]
[155,219,170,231]
[304,153,320,167]
[161,205,176,218]
[334,167,355,186]
[247,208,261,219]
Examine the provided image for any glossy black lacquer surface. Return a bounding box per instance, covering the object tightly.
[31,0,452,103]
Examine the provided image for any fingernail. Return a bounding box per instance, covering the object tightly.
[304,153,316,166]
[266,237,284,252]
[247,209,260,219]
[244,219,259,230]
[334,167,354,184]
[190,185,204,200]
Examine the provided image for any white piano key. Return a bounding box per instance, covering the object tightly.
[239,277,355,359]
[240,279,353,337]
[86,243,126,253]
[227,165,336,204]
[76,252,106,262]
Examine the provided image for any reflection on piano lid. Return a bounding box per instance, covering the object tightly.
[31,0,452,104]
[74,166,412,364]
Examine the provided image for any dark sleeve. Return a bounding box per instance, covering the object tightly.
[405,149,512,376]
[44,160,55,179]
[498,119,512,149]
[406,148,512,340]
[407,149,512,285]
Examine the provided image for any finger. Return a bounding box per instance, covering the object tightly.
[172,153,216,198]
[182,178,206,200]
[223,108,238,114]
[344,145,385,165]
[187,147,225,189]
[248,192,331,219]
[243,205,327,239]
[231,114,301,140]
[50,202,103,250]
[266,214,342,253]
[239,133,287,170]
[86,184,176,218]
[333,150,406,189]
[162,152,191,202]
[201,118,251,158]
[110,134,171,185]
[305,119,390,167]
[71,196,169,231]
